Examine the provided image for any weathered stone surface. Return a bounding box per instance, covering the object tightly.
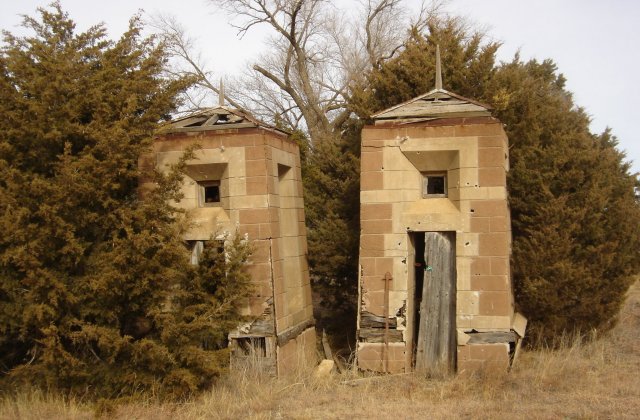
[490,257,509,275]
[470,200,508,218]
[357,342,405,373]
[470,275,509,291]
[150,113,316,376]
[490,216,509,232]
[470,217,491,233]
[478,147,507,168]
[313,359,335,378]
[478,232,509,257]
[361,234,385,252]
[361,219,393,234]
[457,343,510,375]
[361,171,384,190]
[358,93,514,375]
[361,150,384,172]
[470,257,492,276]
[478,291,512,316]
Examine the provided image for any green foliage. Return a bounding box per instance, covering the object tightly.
[0,4,252,399]
[351,17,640,344]
[350,19,500,120]
[299,125,360,342]
[495,58,640,340]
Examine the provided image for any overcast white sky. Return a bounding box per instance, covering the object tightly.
[1,0,639,174]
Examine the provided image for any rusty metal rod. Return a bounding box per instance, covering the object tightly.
[383,272,392,373]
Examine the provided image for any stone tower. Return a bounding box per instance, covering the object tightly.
[356,50,525,375]
[141,106,316,375]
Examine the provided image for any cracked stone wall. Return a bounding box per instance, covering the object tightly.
[357,118,516,374]
[142,127,315,375]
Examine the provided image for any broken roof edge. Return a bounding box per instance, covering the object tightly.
[370,88,493,120]
[158,106,291,137]
[370,115,501,128]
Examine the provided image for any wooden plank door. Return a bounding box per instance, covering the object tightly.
[415,231,456,376]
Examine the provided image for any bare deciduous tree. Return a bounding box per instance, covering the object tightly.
[148,14,245,112]
[156,0,445,144]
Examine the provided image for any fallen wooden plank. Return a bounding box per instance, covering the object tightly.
[360,311,397,329]
[322,329,333,360]
[358,327,403,343]
[466,331,518,344]
[276,318,315,347]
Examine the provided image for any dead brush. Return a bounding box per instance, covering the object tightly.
[1,280,638,419]
[0,389,91,420]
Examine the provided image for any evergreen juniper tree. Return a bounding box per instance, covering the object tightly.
[0,4,252,398]
[350,17,640,344]
[298,125,361,349]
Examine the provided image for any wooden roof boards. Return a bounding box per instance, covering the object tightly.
[159,106,289,135]
[372,88,492,124]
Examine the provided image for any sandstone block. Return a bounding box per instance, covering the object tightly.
[454,123,504,138]
[479,232,509,256]
[468,343,510,362]
[361,234,385,253]
[477,134,507,148]
[244,145,266,160]
[361,150,384,172]
[361,275,385,293]
[406,124,455,139]
[470,275,508,291]
[360,247,385,258]
[361,127,399,142]
[238,224,260,240]
[457,291,479,316]
[479,167,506,187]
[361,171,384,191]
[363,290,385,315]
[226,133,261,147]
[491,257,509,275]
[375,257,394,276]
[246,176,268,195]
[469,200,508,218]
[470,217,491,233]
[478,147,506,167]
[490,216,509,232]
[478,291,512,316]
[246,161,268,177]
[239,208,271,224]
[468,315,511,331]
[361,219,393,234]
[470,257,492,276]
[457,345,470,362]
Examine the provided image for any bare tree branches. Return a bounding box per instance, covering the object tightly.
[209,0,429,144]
[155,1,446,144]
[412,0,448,33]
[147,14,245,112]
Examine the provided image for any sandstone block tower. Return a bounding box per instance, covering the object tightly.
[142,106,316,375]
[356,50,525,375]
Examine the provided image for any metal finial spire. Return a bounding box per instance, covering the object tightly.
[219,78,225,107]
[435,44,443,90]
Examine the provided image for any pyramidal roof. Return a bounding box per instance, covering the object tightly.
[159,106,287,135]
[371,88,492,123]
[371,45,492,124]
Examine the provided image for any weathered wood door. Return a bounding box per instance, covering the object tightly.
[415,231,456,376]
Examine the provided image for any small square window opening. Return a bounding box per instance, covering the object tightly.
[422,173,447,198]
[198,181,221,207]
[204,185,220,203]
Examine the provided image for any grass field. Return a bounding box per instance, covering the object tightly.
[2,280,638,419]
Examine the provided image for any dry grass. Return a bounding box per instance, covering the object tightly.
[2,280,639,419]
